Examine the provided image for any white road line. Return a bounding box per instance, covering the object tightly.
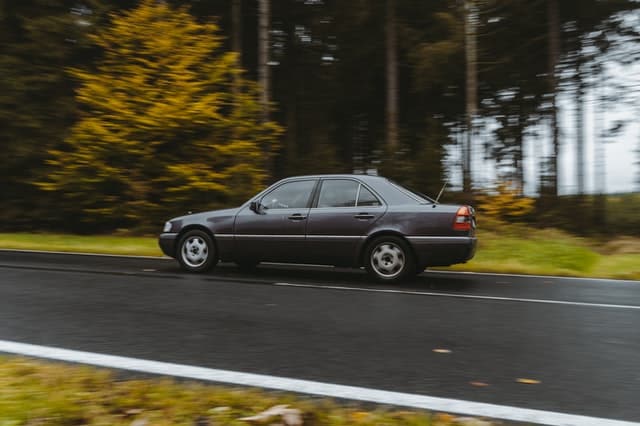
[431,269,639,284]
[273,282,640,310]
[0,340,635,426]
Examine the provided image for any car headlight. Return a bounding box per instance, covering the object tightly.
[163,221,172,233]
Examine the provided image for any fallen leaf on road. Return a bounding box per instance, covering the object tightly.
[469,381,489,387]
[432,348,452,354]
[239,404,302,426]
[454,417,492,426]
[517,378,541,384]
[434,413,455,424]
[350,411,370,422]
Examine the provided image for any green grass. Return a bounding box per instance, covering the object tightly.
[0,356,490,426]
[446,225,640,280]
[0,233,162,257]
[1,226,639,280]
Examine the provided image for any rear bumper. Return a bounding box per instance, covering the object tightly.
[407,236,477,267]
[158,233,178,258]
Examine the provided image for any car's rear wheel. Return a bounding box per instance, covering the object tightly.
[177,230,217,273]
[365,236,414,282]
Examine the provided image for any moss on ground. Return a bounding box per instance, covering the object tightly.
[0,357,497,426]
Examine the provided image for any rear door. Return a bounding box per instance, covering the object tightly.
[305,178,386,266]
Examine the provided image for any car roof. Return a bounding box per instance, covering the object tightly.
[279,174,386,182]
[277,174,432,204]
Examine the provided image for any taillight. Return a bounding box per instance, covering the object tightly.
[453,206,472,231]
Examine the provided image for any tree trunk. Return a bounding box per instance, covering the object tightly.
[386,0,398,153]
[232,0,242,69]
[258,0,270,121]
[547,0,560,197]
[575,63,585,196]
[231,0,242,138]
[516,90,525,194]
[464,0,477,194]
[593,66,606,228]
[637,102,640,192]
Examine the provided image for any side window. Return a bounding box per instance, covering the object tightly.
[262,180,316,210]
[357,185,381,207]
[317,180,358,208]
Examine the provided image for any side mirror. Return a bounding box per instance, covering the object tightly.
[249,200,265,214]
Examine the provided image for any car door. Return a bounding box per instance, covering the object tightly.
[233,179,318,263]
[305,178,387,266]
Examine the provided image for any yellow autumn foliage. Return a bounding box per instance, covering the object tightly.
[39,0,282,227]
[475,182,535,221]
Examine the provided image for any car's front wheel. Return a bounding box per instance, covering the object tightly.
[177,230,217,273]
[365,236,414,283]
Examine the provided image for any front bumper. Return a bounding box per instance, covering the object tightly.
[407,236,477,267]
[158,233,178,258]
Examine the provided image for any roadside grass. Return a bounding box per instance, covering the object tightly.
[0,233,161,257]
[0,356,491,426]
[446,224,640,280]
[1,225,639,280]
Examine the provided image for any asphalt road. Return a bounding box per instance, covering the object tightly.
[1,250,639,422]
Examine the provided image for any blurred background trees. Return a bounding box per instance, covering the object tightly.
[0,0,638,233]
[37,0,280,229]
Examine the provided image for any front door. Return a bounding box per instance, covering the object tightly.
[233,179,318,263]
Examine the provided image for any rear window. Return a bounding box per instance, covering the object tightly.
[386,180,434,204]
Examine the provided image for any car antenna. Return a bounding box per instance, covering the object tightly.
[435,179,448,204]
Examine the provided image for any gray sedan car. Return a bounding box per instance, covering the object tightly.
[159,174,477,282]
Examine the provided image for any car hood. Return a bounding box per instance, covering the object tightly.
[171,207,241,225]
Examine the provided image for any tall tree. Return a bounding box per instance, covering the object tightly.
[386,0,399,153]
[258,0,270,121]
[555,0,639,197]
[0,0,104,229]
[546,0,560,196]
[477,0,548,192]
[232,0,242,96]
[464,0,478,193]
[39,0,281,228]
[575,57,586,195]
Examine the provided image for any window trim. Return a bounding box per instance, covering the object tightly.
[355,183,382,207]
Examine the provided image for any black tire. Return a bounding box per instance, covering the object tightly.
[177,229,217,273]
[364,235,414,283]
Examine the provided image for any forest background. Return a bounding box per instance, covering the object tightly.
[1,0,639,235]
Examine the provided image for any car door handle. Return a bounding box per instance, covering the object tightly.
[288,214,307,221]
[354,213,374,220]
